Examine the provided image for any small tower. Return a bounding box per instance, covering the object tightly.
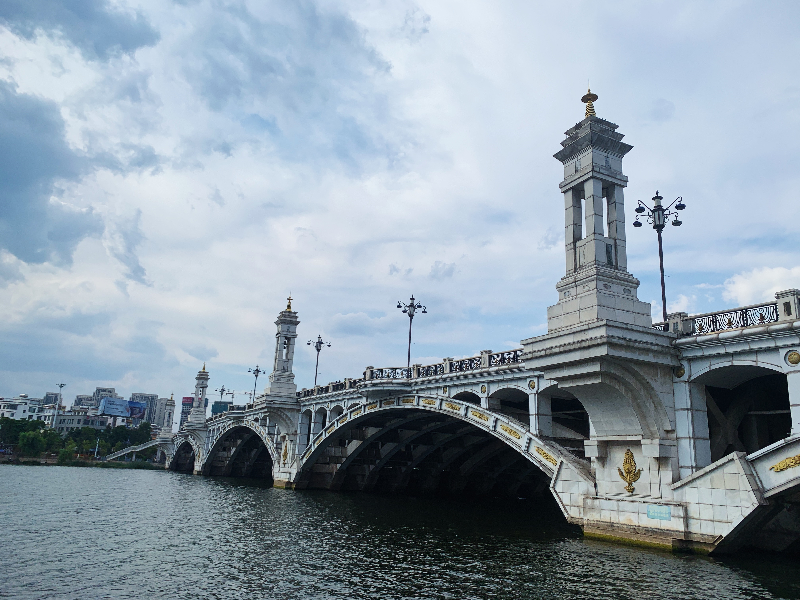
[187,364,209,425]
[159,394,175,437]
[548,89,652,331]
[264,296,300,400]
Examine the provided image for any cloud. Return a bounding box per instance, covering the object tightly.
[429,261,455,280]
[537,227,561,251]
[0,0,159,61]
[0,81,102,265]
[104,210,148,285]
[722,267,800,306]
[649,98,675,122]
[667,294,694,315]
[184,344,219,362]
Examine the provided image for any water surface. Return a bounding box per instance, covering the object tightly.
[1,465,798,599]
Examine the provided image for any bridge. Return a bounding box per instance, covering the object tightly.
[113,94,800,555]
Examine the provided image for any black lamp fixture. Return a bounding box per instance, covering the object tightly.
[397,295,427,370]
[633,191,687,326]
[307,335,331,387]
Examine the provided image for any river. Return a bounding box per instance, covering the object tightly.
[1,465,798,599]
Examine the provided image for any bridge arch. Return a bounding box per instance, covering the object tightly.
[169,439,198,473]
[295,396,582,500]
[201,422,277,479]
[452,391,481,405]
[689,362,791,461]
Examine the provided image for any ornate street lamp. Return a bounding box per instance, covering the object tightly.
[214,385,227,403]
[307,335,331,387]
[397,295,427,370]
[52,382,66,429]
[633,191,687,326]
[248,365,264,403]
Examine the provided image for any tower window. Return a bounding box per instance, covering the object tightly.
[606,243,614,266]
[784,302,792,316]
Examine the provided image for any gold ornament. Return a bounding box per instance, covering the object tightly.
[470,410,489,422]
[787,351,800,366]
[444,402,461,412]
[770,454,800,472]
[535,447,558,466]
[480,384,487,394]
[499,424,521,439]
[618,448,642,493]
[674,366,686,379]
[528,380,536,391]
[281,442,288,465]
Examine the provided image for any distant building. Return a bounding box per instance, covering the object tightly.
[0,398,36,420]
[211,399,233,416]
[129,393,159,426]
[53,409,109,436]
[154,396,175,435]
[43,392,61,405]
[90,387,122,410]
[179,397,193,426]
[73,395,94,408]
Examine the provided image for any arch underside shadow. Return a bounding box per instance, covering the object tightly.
[203,425,274,481]
[170,440,195,473]
[297,407,556,499]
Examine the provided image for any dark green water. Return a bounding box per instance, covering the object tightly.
[1,465,798,599]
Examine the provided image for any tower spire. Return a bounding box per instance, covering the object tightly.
[581,88,598,118]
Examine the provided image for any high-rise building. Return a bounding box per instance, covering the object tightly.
[90,388,122,409]
[152,395,176,434]
[179,396,194,426]
[129,393,159,424]
[211,399,233,416]
[73,395,93,408]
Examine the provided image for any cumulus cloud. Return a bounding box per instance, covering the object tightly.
[722,267,800,306]
[0,0,159,60]
[103,210,148,285]
[429,260,455,280]
[0,81,102,265]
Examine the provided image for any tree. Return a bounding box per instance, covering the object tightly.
[43,429,63,453]
[18,431,46,457]
[58,441,77,464]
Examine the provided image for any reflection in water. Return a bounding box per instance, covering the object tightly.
[0,465,798,600]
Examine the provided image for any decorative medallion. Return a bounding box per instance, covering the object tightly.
[281,442,288,465]
[338,416,347,425]
[352,409,362,417]
[499,424,521,440]
[674,366,686,379]
[326,425,335,435]
[442,386,448,394]
[367,403,378,411]
[528,380,536,391]
[787,351,800,366]
[769,454,800,472]
[480,384,487,394]
[470,410,489,422]
[618,449,642,493]
[444,402,461,412]
[535,447,557,465]
[422,398,436,406]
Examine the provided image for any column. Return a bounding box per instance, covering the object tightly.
[529,392,552,437]
[564,189,582,275]
[674,380,711,479]
[788,371,800,437]
[607,185,627,271]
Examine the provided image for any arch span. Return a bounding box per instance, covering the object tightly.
[201,422,277,479]
[295,395,588,500]
[169,440,196,473]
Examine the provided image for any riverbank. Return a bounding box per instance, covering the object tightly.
[0,457,165,470]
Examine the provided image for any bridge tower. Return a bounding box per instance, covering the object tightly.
[187,364,209,425]
[264,296,300,400]
[548,88,651,331]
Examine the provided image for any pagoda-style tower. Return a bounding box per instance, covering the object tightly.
[548,89,652,331]
[264,296,299,400]
[186,364,209,425]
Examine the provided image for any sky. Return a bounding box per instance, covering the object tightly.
[1,1,800,427]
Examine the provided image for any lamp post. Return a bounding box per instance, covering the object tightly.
[633,191,686,327]
[214,385,227,402]
[307,335,331,387]
[248,365,263,403]
[397,295,427,370]
[52,382,66,429]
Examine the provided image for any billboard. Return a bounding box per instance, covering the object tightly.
[128,401,147,420]
[98,397,129,417]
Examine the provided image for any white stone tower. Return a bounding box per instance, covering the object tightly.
[264,297,299,400]
[547,89,652,331]
[187,364,209,425]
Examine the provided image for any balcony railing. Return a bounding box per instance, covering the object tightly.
[692,303,778,335]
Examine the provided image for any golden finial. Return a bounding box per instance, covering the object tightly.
[617,448,642,493]
[202,362,206,372]
[286,295,293,311]
[581,87,598,118]
[170,393,174,400]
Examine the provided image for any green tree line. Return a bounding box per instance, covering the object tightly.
[0,418,155,462]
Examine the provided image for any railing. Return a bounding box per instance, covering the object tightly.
[489,350,523,367]
[372,367,412,379]
[451,357,482,372]
[418,363,445,377]
[692,303,778,335]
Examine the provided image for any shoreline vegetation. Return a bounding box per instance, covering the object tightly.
[1,458,165,470]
